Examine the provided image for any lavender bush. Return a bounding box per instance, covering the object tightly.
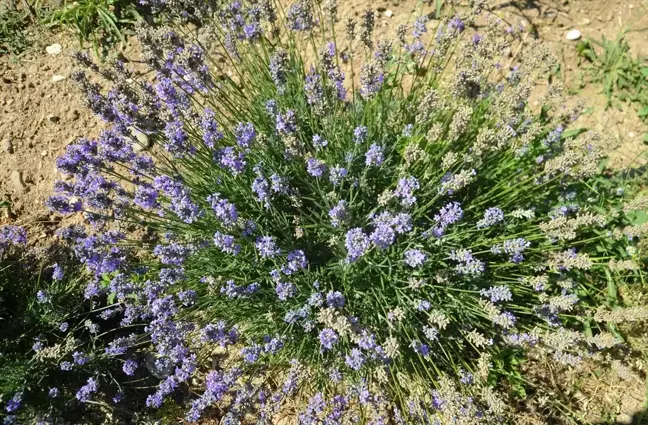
[22,0,647,422]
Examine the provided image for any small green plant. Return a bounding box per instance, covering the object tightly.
[45,0,141,55]
[0,5,33,56]
[577,33,648,144]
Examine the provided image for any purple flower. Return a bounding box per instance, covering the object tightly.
[326,291,346,308]
[0,225,27,254]
[306,157,327,177]
[5,392,22,413]
[123,359,138,376]
[73,351,89,365]
[201,108,224,148]
[329,165,348,185]
[217,147,246,175]
[480,285,513,303]
[60,361,73,371]
[491,238,531,263]
[329,200,348,227]
[448,16,465,33]
[234,122,256,149]
[276,281,296,301]
[364,144,384,167]
[426,202,463,237]
[284,250,308,274]
[269,50,288,94]
[312,134,328,149]
[213,232,241,256]
[287,0,314,31]
[52,263,65,282]
[394,176,419,207]
[477,207,504,228]
[353,126,368,144]
[153,243,193,266]
[416,299,431,311]
[413,16,428,38]
[164,120,195,157]
[76,377,98,402]
[410,340,430,356]
[392,213,413,234]
[59,322,69,332]
[404,249,427,268]
[256,236,281,258]
[207,193,238,227]
[252,175,270,205]
[319,328,339,351]
[370,224,395,250]
[345,228,370,263]
[276,110,298,135]
[36,290,49,304]
[48,387,60,398]
[345,348,365,370]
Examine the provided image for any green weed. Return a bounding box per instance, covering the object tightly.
[577,33,648,144]
[0,5,33,56]
[45,0,141,56]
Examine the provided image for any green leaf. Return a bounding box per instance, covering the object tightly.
[562,128,588,139]
[638,106,648,117]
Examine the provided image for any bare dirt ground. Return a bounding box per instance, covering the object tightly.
[0,0,647,422]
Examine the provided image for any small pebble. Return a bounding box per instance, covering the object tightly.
[616,413,633,424]
[384,9,393,17]
[47,114,60,123]
[11,170,27,194]
[628,131,636,138]
[45,43,62,56]
[41,150,48,157]
[582,18,591,25]
[566,29,582,41]
[52,75,66,82]
[2,139,13,154]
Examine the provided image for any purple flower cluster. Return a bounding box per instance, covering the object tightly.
[394,176,419,207]
[491,238,531,263]
[329,200,348,227]
[306,157,327,177]
[480,285,513,303]
[345,228,370,263]
[214,231,241,256]
[201,108,224,148]
[477,207,504,228]
[256,236,281,258]
[234,122,256,149]
[365,144,384,167]
[426,202,463,238]
[207,193,238,227]
[153,176,203,223]
[221,280,260,298]
[404,249,427,268]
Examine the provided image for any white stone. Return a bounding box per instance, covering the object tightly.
[52,75,66,82]
[46,43,62,55]
[566,29,582,41]
[384,9,393,18]
[129,126,151,152]
[628,131,636,138]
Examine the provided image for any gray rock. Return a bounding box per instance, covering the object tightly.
[47,114,60,123]
[11,170,27,194]
[2,138,13,154]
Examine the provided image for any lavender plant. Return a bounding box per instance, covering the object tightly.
[34,0,646,422]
